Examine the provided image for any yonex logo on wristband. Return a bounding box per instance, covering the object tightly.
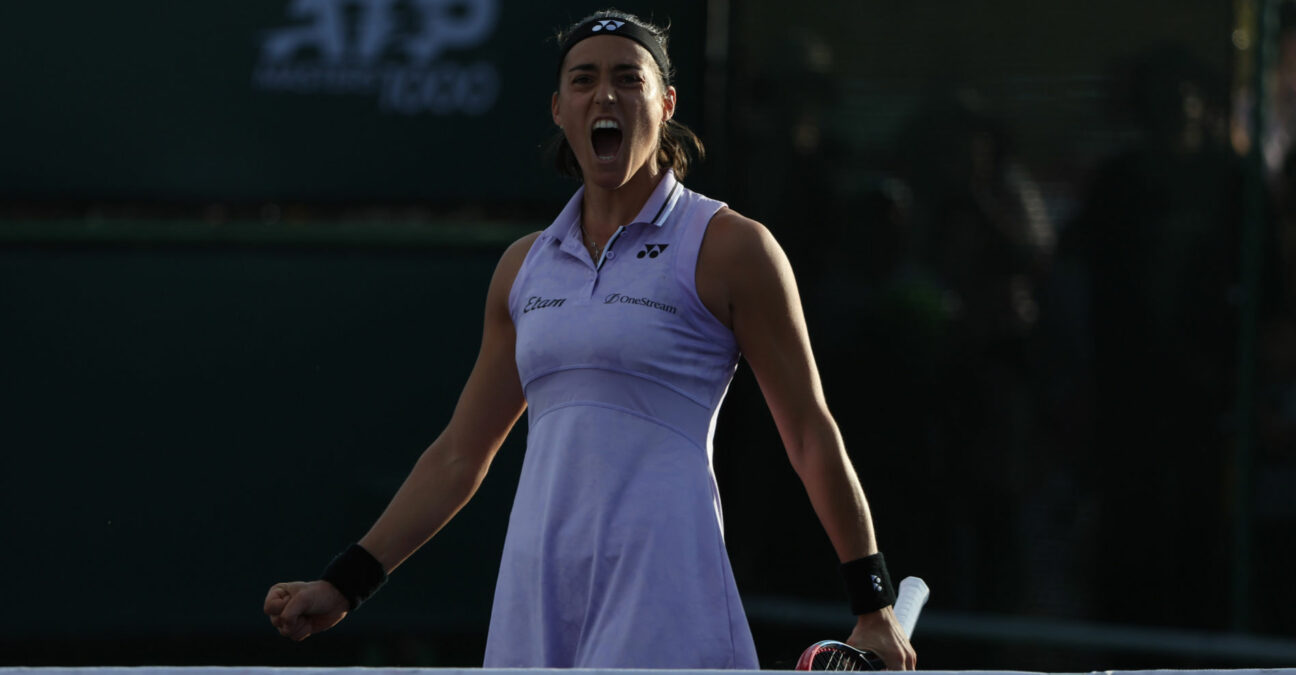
[841,552,895,614]
[593,20,626,31]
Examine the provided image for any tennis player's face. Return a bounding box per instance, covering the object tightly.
[553,36,676,190]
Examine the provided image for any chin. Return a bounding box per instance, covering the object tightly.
[584,162,634,190]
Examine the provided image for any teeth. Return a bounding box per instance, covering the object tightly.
[593,119,620,130]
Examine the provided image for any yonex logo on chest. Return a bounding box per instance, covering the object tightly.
[523,296,567,313]
[637,244,669,259]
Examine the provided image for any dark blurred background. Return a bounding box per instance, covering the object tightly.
[2,0,1294,670]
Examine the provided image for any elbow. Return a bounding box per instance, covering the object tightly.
[784,418,846,478]
[430,428,495,490]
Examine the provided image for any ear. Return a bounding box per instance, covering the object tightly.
[662,86,677,122]
[551,91,561,125]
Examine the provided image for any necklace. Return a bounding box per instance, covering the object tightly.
[580,223,604,261]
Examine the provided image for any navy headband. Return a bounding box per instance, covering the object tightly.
[556,16,670,84]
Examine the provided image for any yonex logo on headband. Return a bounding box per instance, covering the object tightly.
[557,15,670,85]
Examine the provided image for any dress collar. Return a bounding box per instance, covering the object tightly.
[546,169,683,248]
[629,168,682,229]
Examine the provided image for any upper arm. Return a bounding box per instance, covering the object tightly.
[698,210,835,457]
[440,232,539,463]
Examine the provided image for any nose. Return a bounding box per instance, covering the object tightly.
[596,80,616,105]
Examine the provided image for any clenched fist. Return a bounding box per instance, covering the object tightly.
[264,580,349,641]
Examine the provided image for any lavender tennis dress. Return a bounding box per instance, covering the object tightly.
[483,171,759,668]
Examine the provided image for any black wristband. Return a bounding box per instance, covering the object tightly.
[840,552,897,615]
[320,543,387,611]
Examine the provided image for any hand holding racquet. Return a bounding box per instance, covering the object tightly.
[795,576,930,671]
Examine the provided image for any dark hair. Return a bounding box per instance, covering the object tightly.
[549,9,705,180]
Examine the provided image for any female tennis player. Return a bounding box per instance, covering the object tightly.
[264,10,916,670]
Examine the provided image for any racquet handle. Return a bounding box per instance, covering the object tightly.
[893,576,930,638]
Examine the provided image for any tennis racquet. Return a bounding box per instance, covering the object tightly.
[794,576,930,671]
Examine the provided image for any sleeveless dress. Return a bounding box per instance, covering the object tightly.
[483,171,760,668]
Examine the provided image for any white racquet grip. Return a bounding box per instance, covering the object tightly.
[893,576,930,638]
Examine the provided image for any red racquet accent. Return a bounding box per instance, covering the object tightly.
[795,640,886,671]
[794,576,930,671]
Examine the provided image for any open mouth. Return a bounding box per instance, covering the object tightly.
[591,119,623,161]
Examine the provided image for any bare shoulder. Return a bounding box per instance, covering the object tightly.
[501,231,543,269]
[486,231,544,308]
[701,207,790,284]
[493,231,543,281]
[703,207,776,259]
[698,208,785,327]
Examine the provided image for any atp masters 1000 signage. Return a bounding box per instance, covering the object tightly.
[1,1,704,204]
[253,0,501,115]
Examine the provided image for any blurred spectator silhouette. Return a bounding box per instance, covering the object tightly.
[1059,43,1242,629]
[885,88,1056,613]
[1260,2,1296,178]
[738,28,850,279]
[717,29,950,606]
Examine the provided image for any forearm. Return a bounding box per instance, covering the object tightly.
[787,418,878,563]
[357,431,493,573]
